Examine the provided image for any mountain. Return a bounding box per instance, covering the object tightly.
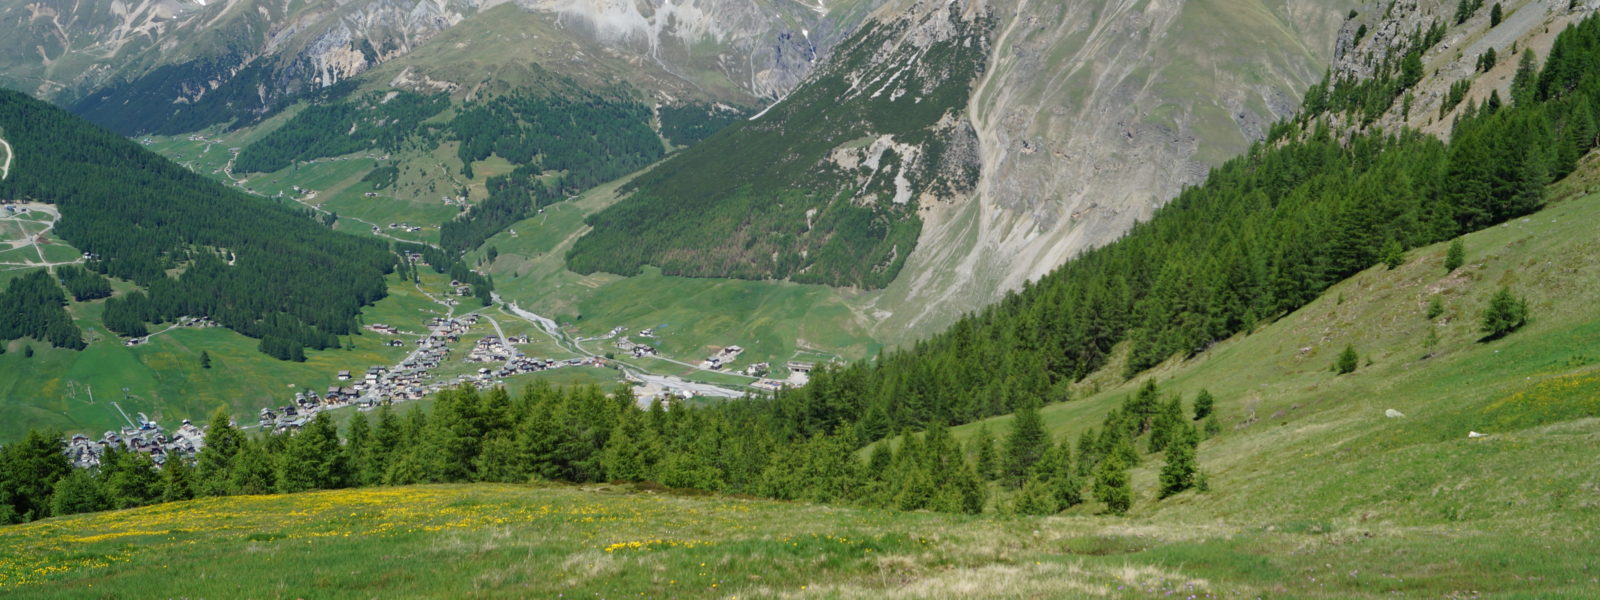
[0,0,882,135]
[569,0,1359,323]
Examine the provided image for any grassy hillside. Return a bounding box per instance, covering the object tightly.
[8,175,1599,600]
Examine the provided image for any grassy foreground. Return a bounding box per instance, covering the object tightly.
[3,480,1590,599]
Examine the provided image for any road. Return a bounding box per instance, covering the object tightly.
[495,294,746,398]
[219,149,439,249]
[0,135,12,180]
[0,203,86,269]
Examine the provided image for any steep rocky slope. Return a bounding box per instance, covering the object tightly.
[872,0,1361,335]
[0,0,882,134]
[571,0,1364,337]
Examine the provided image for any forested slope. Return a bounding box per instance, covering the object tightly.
[0,90,396,358]
[567,6,991,289]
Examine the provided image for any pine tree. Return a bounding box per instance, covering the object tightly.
[1193,389,1214,420]
[279,412,347,492]
[199,351,211,369]
[1203,412,1222,439]
[229,438,277,494]
[1335,345,1360,375]
[1490,2,1503,27]
[0,430,70,521]
[475,432,527,483]
[1480,287,1530,338]
[344,412,373,485]
[1427,295,1445,320]
[1012,476,1059,515]
[1159,425,1200,499]
[50,469,108,516]
[1382,239,1405,269]
[1446,239,1466,272]
[1092,453,1132,515]
[101,448,161,509]
[600,408,659,482]
[162,458,197,502]
[1147,396,1185,453]
[971,424,999,480]
[196,407,243,496]
[1002,398,1048,487]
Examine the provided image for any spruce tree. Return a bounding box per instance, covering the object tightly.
[199,351,211,369]
[1446,239,1466,272]
[196,407,243,496]
[1002,398,1048,487]
[162,458,196,502]
[1092,453,1132,515]
[1147,396,1185,453]
[1193,389,1215,420]
[1203,412,1223,439]
[1335,345,1360,375]
[344,412,373,485]
[1159,425,1200,498]
[0,430,70,520]
[50,469,108,516]
[1480,287,1530,338]
[971,425,999,481]
[229,438,277,494]
[101,448,161,509]
[1012,476,1059,515]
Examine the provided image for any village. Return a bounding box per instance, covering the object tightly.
[64,413,207,470]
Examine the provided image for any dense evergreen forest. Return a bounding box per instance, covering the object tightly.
[0,270,84,350]
[657,103,745,147]
[0,379,1209,521]
[566,15,991,289]
[439,92,662,254]
[234,91,449,173]
[70,59,358,136]
[0,90,397,358]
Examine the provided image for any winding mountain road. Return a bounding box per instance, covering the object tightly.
[0,135,12,180]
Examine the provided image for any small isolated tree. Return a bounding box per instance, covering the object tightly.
[1445,239,1465,272]
[1382,239,1405,269]
[1158,426,1199,499]
[1427,295,1445,320]
[23,345,33,358]
[199,351,211,369]
[1335,345,1360,375]
[1193,389,1215,421]
[1093,453,1132,515]
[1480,287,1529,339]
[1490,2,1503,27]
[1203,412,1222,439]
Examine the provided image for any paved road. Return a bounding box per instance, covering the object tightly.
[0,136,12,180]
[495,294,746,398]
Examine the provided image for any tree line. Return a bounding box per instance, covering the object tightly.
[439,91,663,255]
[0,377,1211,522]
[234,91,449,174]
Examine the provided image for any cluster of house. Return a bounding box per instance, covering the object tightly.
[1,203,30,215]
[441,196,468,206]
[614,337,658,358]
[65,416,206,469]
[468,335,528,363]
[122,316,219,347]
[257,387,372,432]
[449,280,474,296]
[388,222,424,233]
[702,345,744,370]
